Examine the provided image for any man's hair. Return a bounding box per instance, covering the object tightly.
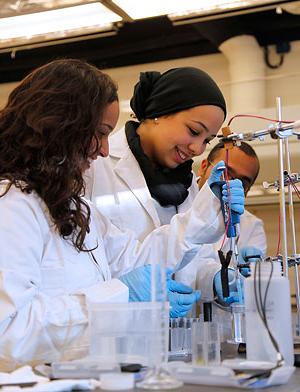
[0,58,118,252]
[207,141,260,184]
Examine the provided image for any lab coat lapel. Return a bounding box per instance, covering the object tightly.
[110,128,161,228]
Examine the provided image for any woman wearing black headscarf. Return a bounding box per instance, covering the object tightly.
[85,67,244,305]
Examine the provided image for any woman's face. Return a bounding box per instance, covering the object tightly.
[84,100,119,171]
[138,105,224,169]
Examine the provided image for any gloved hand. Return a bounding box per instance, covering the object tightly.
[213,268,244,306]
[207,160,226,187]
[222,179,244,215]
[208,160,245,216]
[167,277,201,318]
[119,265,201,317]
[238,246,263,277]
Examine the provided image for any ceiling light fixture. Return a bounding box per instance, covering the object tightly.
[111,0,285,20]
[0,2,122,49]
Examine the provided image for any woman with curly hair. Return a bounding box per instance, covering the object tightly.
[0,58,122,370]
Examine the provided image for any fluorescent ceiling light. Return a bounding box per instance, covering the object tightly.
[112,0,283,20]
[0,2,121,48]
[2,0,89,17]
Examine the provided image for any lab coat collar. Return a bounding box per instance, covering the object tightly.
[109,126,128,159]
[109,127,161,228]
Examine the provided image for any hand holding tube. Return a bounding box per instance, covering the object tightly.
[167,277,201,318]
[208,160,245,217]
[238,246,263,277]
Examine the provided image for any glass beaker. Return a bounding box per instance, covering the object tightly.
[136,262,183,389]
[228,303,246,344]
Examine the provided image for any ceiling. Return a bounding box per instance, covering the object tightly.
[2,0,300,83]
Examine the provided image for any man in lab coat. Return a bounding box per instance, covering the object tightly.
[197,141,267,256]
[176,141,266,299]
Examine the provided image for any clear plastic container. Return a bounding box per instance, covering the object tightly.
[88,302,168,366]
[245,262,294,365]
[50,360,120,379]
[192,321,220,366]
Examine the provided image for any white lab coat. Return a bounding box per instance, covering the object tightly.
[0,174,224,371]
[85,127,199,241]
[86,127,267,300]
[85,127,226,292]
[0,183,127,371]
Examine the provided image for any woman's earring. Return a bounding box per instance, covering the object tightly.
[57,156,67,166]
[154,117,159,124]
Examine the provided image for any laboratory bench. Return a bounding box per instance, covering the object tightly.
[92,368,300,392]
[94,342,300,391]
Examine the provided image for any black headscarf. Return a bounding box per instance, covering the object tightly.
[130,67,226,121]
[127,67,226,207]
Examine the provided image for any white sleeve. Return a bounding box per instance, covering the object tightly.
[0,191,127,371]
[175,245,221,301]
[239,214,267,256]
[95,182,225,277]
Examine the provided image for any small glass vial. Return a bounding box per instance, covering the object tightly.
[192,302,220,366]
[228,303,246,344]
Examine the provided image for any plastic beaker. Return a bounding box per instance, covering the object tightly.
[88,301,165,366]
[192,320,220,366]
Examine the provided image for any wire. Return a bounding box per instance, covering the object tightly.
[224,151,232,237]
[291,183,300,199]
[227,114,293,127]
[220,214,230,250]
[253,261,284,367]
[263,46,285,69]
[287,174,300,199]
[240,261,284,386]
[219,148,231,250]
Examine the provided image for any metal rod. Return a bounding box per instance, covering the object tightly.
[276,97,288,276]
[284,138,300,335]
[284,145,298,257]
[219,119,300,143]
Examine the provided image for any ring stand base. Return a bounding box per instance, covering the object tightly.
[136,367,183,390]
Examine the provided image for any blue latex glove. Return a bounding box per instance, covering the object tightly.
[167,277,201,318]
[208,160,245,216]
[238,246,263,277]
[222,179,244,215]
[207,160,226,187]
[213,268,244,306]
[119,265,201,318]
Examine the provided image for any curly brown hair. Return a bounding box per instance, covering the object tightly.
[0,58,118,251]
